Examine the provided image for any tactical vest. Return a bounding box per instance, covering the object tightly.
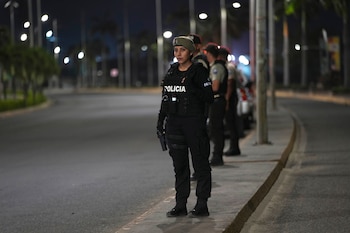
[213,60,228,97]
[193,54,209,70]
[161,63,206,116]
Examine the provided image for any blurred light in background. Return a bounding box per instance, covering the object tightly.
[20,33,28,41]
[54,46,60,54]
[163,31,172,39]
[232,2,241,9]
[198,13,208,20]
[239,55,249,65]
[41,14,49,22]
[63,57,70,64]
[24,21,30,28]
[141,45,148,51]
[78,51,84,59]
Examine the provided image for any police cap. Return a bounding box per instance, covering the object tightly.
[188,34,202,44]
[204,42,219,57]
[218,46,231,57]
[173,36,196,52]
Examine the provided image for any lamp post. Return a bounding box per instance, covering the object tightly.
[189,0,196,34]
[124,0,131,88]
[27,0,34,47]
[156,0,164,85]
[4,0,19,44]
[220,0,227,46]
[36,0,43,46]
[220,1,241,47]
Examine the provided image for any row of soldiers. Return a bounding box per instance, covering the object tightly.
[189,34,244,167]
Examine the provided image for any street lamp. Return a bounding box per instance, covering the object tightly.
[24,21,30,28]
[36,0,43,46]
[155,0,164,85]
[41,14,48,22]
[63,56,70,65]
[232,2,241,9]
[46,29,53,38]
[163,31,172,39]
[221,1,242,47]
[27,0,34,47]
[20,33,28,42]
[189,0,195,34]
[4,0,19,44]
[220,0,227,46]
[198,13,208,20]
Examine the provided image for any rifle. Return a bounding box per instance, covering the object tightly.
[157,130,167,151]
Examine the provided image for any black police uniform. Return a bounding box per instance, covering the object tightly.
[208,60,228,165]
[157,62,214,213]
[224,63,241,155]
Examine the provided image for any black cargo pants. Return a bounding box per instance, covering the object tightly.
[166,115,211,206]
[208,97,226,161]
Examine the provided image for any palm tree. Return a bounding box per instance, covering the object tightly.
[285,0,323,87]
[31,47,59,97]
[0,26,12,99]
[90,14,119,87]
[130,30,157,86]
[320,0,349,88]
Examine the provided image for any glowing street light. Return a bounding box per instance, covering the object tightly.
[46,29,53,38]
[24,21,30,28]
[63,56,70,64]
[54,46,60,54]
[78,51,85,60]
[20,33,28,41]
[141,45,148,52]
[163,30,172,39]
[232,2,241,9]
[198,13,208,20]
[41,14,48,22]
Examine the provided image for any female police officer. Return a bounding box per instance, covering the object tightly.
[157,36,214,217]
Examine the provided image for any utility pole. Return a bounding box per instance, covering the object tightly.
[283,13,290,87]
[301,1,307,87]
[4,0,19,44]
[189,0,196,34]
[249,0,256,83]
[256,0,268,144]
[220,0,227,46]
[156,0,164,85]
[124,0,131,88]
[269,0,276,110]
[27,0,34,47]
[36,0,42,47]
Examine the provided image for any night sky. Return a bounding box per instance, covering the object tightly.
[1,0,225,57]
[0,0,343,60]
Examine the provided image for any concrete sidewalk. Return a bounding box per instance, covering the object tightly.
[114,106,296,233]
[4,87,347,233]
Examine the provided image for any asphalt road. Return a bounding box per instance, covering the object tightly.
[0,92,174,233]
[241,97,350,233]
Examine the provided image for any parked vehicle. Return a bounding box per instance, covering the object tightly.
[237,84,255,130]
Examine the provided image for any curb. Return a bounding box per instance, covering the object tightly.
[223,114,297,233]
[0,99,52,119]
[275,90,350,106]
